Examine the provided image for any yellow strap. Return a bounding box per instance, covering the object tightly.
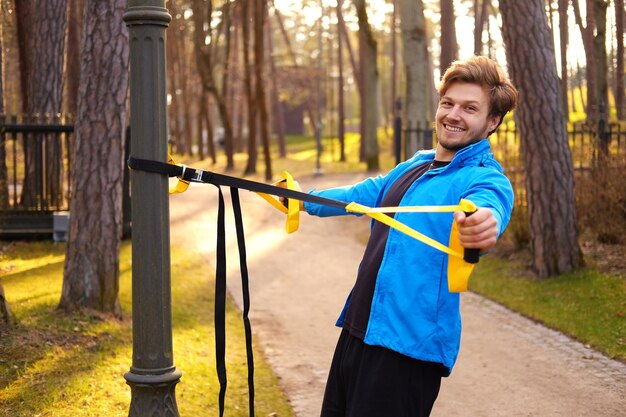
[345,202,464,258]
[256,171,300,233]
[168,155,190,194]
[363,199,476,213]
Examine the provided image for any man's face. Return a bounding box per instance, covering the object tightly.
[435,82,499,161]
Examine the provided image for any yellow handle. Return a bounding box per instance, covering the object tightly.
[256,171,300,234]
[168,154,190,194]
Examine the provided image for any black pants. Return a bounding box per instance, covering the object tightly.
[321,329,442,417]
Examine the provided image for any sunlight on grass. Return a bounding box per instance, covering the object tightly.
[0,241,294,417]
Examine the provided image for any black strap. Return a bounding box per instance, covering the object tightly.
[231,188,255,416]
[214,185,228,417]
[128,156,348,210]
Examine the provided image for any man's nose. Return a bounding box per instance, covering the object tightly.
[446,105,462,119]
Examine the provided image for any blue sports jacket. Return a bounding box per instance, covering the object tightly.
[303,139,514,375]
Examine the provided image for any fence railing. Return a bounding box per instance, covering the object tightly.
[0,116,131,239]
[1,118,74,213]
[400,119,626,237]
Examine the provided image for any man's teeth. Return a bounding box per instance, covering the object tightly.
[446,124,464,132]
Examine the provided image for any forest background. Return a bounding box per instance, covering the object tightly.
[0,0,625,414]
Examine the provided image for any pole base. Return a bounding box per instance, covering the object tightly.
[125,368,182,417]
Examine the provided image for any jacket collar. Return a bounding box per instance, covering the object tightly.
[413,138,492,166]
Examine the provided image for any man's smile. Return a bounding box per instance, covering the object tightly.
[443,123,466,133]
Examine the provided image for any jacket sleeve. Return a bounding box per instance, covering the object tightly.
[462,168,515,237]
[304,175,386,217]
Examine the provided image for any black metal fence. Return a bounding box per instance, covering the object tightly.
[0,116,74,238]
[401,118,626,183]
[400,118,626,243]
[0,116,131,239]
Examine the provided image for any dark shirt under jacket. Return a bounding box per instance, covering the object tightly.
[342,160,450,339]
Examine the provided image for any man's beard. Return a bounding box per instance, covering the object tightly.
[438,136,482,152]
[436,121,491,152]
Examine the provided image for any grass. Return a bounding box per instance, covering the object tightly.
[0,241,294,417]
[470,244,626,361]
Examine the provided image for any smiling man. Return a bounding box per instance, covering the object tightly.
[298,56,518,417]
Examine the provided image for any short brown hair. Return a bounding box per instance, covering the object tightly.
[439,55,518,124]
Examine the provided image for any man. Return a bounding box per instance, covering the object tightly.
[290,55,518,417]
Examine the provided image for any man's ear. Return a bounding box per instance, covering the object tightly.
[487,115,500,133]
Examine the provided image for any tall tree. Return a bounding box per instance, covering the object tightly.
[266,15,287,158]
[473,0,489,55]
[242,0,258,174]
[399,0,430,155]
[15,0,67,207]
[572,0,597,118]
[439,0,458,73]
[60,0,129,314]
[336,0,347,162]
[0,5,7,210]
[0,11,15,326]
[353,0,379,171]
[66,0,83,116]
[192,0,236,170]
[500,0,582,277]
[592,0,609,127]
[616,0,625,119]
[254,0,272,180]
[558,0,569,119]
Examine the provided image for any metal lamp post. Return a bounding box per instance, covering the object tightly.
[123,2,181,416]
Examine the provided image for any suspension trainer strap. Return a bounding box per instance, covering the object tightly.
[231,187,255,417]
[128,156,349,210]
[214,185,228,417]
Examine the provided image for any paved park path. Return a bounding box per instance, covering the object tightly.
[170,172,626,417]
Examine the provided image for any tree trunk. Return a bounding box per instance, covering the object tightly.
[255,0,272,180]
[200,90,217,163]
[337,0,346,162]
[243,0,258,175]
[0,19,8,209]
[572,0,597,118]
[558,0,569,119]
[399,0,430,156]
[0,285,17,326]
[266,16,286,158]
[500,0,582,278]
[60,0,129,315]
[353,0,379,171]
[191,0,235,170]
[0,19,12,325]
[439,0,458,74]
[15,0,67,208]
[166,26,182,153]
[592,0,609,131]
[336,3,362,96]
[616,0,625,120]
[473,0,489,55]
[66,0,83,117]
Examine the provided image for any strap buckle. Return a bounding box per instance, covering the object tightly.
[191,169,204,182]
[181,166,204,182]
